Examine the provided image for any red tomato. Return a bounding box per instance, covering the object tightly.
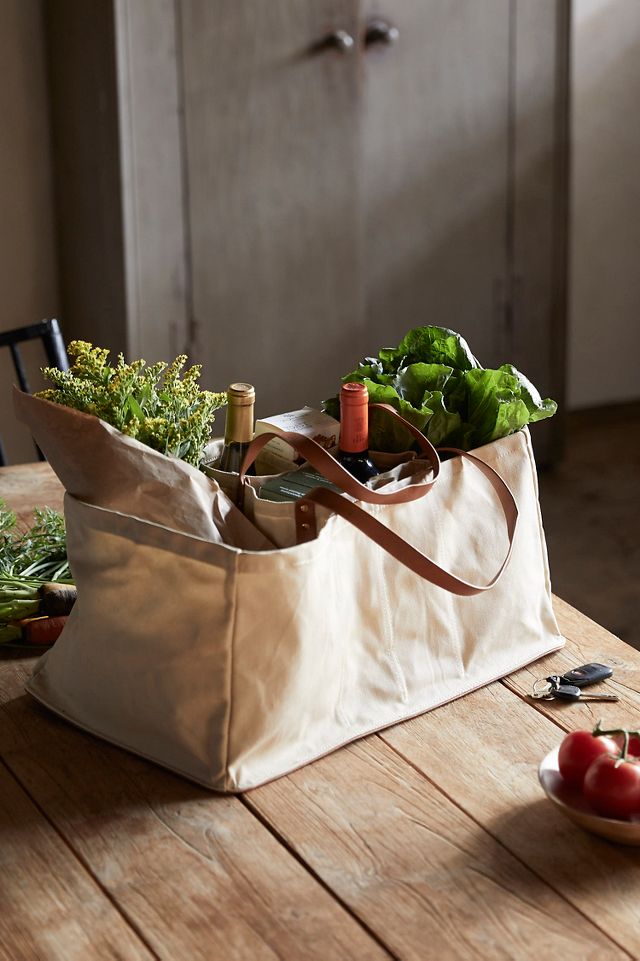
[613,734,640,758]
[558,730,620,788]
[583,754,640,820]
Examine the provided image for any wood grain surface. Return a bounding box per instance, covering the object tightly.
[0,758,154,961]
[247,732,623,961]
[0,462,64,522]
[0,658,388,961]
[0,464,638,960]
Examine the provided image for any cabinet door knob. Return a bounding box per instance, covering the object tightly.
[365,19,399,47]
[312,29,356,54]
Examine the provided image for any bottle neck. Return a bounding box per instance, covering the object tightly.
[224,401,254,445]
[339,400,369,454]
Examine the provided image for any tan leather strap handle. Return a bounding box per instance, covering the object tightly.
[240,405,517,594]
[240,403,440,505]
[300,447,518,596]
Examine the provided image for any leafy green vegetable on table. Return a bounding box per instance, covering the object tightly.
[37,341,226,467]
[0,577,49,643]
[0,500,72,644]
[323,326,557,452]
[0,501,69,581]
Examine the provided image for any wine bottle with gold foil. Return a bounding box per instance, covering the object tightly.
[337,382,378,483]
[219,383,256,475]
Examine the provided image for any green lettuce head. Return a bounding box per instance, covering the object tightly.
[323,326,557,452]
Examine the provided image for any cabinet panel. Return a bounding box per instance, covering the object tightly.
[115,0,189,362]
[512,0,569,463]
[360,0,511,366]
[180,0,361,417]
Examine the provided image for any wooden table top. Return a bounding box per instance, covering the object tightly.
[1,462,639,961]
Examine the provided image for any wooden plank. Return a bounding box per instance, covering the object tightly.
[364,597,640,960]
[0,758,154,961]
[0,462,64,523]
[502,595,640,733]
[2,714,389,961]
[378,680,639,958]
[0,658,42,755]
[247,732,624,960]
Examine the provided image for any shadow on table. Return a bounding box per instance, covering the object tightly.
[486,798,640,890]
[0,693,235,847]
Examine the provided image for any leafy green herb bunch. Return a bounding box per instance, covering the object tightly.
[0,499,69,581]
[38,341,226,467]
[0,501,71,643]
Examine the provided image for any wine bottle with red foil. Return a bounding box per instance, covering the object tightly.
[219,383,256,475]
[337,382,379,483]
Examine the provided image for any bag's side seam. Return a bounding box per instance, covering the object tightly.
[523,429,555,602]
[223,552,240,792]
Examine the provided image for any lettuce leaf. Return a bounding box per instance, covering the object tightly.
[464,368,530,448]
[324,325,557,452]
[499,364,558,423]
[378,326,481,373]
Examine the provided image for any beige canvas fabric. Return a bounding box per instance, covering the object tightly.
[20,394,563,790]
[14,390,272,551]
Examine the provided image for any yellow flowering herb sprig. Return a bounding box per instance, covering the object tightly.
[38,341,226,467]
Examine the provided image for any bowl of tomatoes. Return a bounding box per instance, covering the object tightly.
[539,723,640,844]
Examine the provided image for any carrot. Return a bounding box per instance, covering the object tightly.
[21,615,68,646]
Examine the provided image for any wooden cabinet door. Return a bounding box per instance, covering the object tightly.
[119,0,565,457]
[360,0,511,368]
[179,0,361,417]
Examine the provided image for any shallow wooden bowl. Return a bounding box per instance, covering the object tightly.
[539,746,640,845]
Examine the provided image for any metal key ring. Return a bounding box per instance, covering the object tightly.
[532,678,553,699]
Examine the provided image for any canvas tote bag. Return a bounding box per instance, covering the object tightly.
[18,393,563,792]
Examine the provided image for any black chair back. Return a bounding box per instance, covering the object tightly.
[0,319,69,466]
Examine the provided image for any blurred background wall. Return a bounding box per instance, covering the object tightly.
[5,2,640,428]
[569,0,640,409]
[0,0,58,463]
[536,0,640,647]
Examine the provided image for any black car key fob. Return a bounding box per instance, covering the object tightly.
[559,663,613,687]
[549,683,583,701]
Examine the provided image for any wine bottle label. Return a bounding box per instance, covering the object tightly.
[254,407,340,473]
[259,469,340,502]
